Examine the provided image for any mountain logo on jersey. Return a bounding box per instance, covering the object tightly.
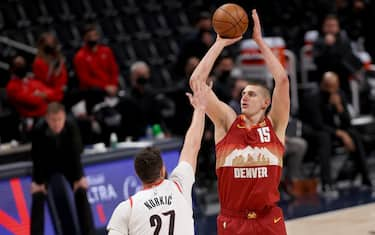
[223,146,281,167]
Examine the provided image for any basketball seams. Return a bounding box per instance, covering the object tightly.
[212,3,248,38]
[219,7,239,25]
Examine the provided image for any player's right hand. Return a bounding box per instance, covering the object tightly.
[336,130,356,152]
[216,34,242,47]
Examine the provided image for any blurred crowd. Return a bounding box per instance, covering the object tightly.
[0,0,375,198]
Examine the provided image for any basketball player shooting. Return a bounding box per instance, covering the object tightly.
[190,10,290,235]
[107,82,209,235]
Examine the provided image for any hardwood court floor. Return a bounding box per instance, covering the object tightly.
[286,203,375,235]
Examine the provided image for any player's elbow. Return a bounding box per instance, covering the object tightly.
[189,138,201,152]
[277,76,289,86]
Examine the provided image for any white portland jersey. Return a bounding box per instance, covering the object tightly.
[107,161,195,235]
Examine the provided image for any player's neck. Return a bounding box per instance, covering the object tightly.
[143,178,164,190]
[243,112,265,127]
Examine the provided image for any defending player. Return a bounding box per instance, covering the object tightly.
[107,82,209,235]
[189,10,289,235]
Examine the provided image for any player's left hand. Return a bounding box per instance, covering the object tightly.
[73,177,89,191]
[252,9,263,43]
[186,81,209,111]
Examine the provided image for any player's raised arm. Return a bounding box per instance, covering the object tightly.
[252,9,290,141]
[189,36,240,133]
[178,82,209,173]
[189,36,240,85]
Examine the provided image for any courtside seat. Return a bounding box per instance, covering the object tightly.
[65,0,96,21]
[0,1,30,29]
[20,1,52,25]
[111,0,139,15]
[99,17,130,43]
[154,37,178,64]
[42,0,75,23]
[90,0,118,17]
[143,13,172,38]
[54,23,81,49]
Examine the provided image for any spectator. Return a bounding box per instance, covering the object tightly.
[302,122,338,197]
[308,72,372,188]
[166,57,200,135]
[6,56,59,118]
[313,14,362,99]
[74,24,119,113]
[283,118,308,197]
[362,0,375,60]
[33,32,67,102]
[30,102,94,235]
[212,54,235,104]
[118,61,173,139]
[175,26,215,77]
[193,11,212,32]
[337,0,367,41]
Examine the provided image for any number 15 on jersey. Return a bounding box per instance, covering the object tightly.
[257,127,270,143]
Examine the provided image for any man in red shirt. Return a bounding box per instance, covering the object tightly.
[6,56,60,118]
[190,10,289,235]
[74,25,119,112]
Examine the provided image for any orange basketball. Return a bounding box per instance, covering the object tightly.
[212,3,249,38]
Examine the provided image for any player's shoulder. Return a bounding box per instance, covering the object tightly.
[98,44,112,52]
[73,48,86,60]
[171,161,194,176]
[115,198,132,212]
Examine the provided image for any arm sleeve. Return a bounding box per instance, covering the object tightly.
[32,58,48,82]
[31,128,46,184]
[6,81,46,107]
[52,63,68,93]
[338,92,352,128]
[169,161,195,207]
[68,119,84,181]
[74,54,106,89]
[39,82,61,102]
[107,201,131,235]
[108,49,119,86]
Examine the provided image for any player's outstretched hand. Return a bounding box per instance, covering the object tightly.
[252,9,263,43]
[216,34,242,47]
[186,81,209,111]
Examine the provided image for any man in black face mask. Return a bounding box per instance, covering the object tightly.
[117,61,168,139]
[74,24,119,113]
[213,54,235,104]
[313,14,362,99]
[304,71,373,191]
[6,56,59,118]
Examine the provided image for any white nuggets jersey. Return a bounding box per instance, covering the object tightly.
[107,161,195,235]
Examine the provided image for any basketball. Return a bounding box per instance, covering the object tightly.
[212,3,249,38]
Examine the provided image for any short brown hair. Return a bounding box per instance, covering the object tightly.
[247,81,272,99]
[134,147,163,184]
[46,102,65,115]
[82,24,97,37]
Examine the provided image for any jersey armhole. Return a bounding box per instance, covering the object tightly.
[129,197,133,208]
[173,180,183,194]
